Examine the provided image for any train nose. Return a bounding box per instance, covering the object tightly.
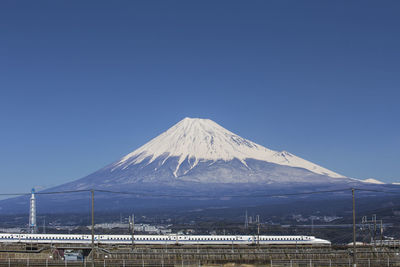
[315,238,331,245]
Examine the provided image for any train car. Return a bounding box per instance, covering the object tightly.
[0,233,330,245]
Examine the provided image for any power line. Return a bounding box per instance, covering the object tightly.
[0,187,399,198]
[354,188,400,195]
[36,189,91,195]
[0,193,30,196]
[0,189,90,196]
[94,188,353,198]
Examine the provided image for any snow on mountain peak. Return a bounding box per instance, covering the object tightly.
[362,178,385,184]
[114,117,344,178]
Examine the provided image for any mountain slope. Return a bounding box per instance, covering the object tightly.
[113,117,344,179]
[1,117,395,215]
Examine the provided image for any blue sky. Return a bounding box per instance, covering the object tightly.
[1,0,399,193]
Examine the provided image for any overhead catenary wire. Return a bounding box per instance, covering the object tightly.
[94,188,354,198]
[0,193,31,196]
[36,189,92,195]
[352,188,400,195]
[1,187,400,198]
[0,189,91,196]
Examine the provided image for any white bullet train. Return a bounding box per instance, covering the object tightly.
[0,233,330,245]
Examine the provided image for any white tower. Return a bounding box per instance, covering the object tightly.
[29,188,37,234]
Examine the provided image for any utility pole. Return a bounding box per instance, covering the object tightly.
[373,214,377,244]
[91,189,95,267]
[380,220,383,246]
[311,217,314,235]
[245,210,248,229]
[129,214,135,250]
[352,188,357,267]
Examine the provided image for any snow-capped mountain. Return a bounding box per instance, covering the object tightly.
[1,117,395,214]
[113,117,344,179]
[361,178,385,185]
[52,117,354,192]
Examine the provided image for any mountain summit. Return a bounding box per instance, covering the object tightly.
[113,117,344,179]
[1,118,383,214]
[46,117,353,192]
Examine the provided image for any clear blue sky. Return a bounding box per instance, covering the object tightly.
[1,0,399,193]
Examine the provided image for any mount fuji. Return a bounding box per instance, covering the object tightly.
[55,117,348,189]
[1,117,390,214]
